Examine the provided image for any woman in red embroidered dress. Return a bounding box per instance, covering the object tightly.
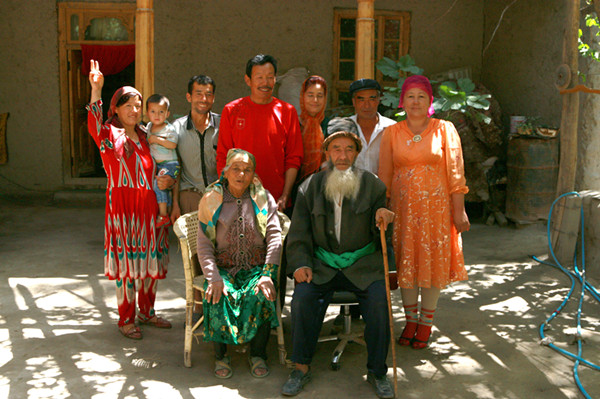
[379,75,470,349]
[87,60,171,339]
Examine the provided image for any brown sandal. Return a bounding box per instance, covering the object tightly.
[119,324,142,340]
[138,316,172,329]
[248,356,270,378]
[214,356,233,379]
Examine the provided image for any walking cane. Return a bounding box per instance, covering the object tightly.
[379,218,398,397]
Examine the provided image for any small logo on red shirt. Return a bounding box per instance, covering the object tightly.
[236,118,245,129]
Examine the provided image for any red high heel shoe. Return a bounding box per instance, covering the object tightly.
[411,325,432,349]
[397,322,417,346]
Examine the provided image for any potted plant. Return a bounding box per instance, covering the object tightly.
[375,55,492,124]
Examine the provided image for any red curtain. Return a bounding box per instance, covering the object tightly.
[80,44,135,76]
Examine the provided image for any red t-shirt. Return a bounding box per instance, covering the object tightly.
[217,96,303,200]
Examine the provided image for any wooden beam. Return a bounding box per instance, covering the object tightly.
[355,0,375,79]
[136,0,154,121]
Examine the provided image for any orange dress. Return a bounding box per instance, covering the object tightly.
[378,119,468,289]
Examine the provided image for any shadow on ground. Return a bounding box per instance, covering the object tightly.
[0,198,598,398]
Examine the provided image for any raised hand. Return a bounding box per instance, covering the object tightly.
[89,59,104,103]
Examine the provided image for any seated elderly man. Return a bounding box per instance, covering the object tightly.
[197,148,282,379]
[281,131,395,398]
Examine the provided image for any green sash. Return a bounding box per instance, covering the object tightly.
[315,241,376,269]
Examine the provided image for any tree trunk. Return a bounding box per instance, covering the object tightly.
[552,0,580,248]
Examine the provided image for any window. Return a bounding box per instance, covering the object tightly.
[332,9,410,106]
[63,2,135,45]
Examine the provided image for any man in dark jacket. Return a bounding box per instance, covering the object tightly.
[281,130,395,399]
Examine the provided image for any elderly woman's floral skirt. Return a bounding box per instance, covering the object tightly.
[202,266,278,345]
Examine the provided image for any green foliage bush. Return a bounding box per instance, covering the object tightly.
[375,55,491,124]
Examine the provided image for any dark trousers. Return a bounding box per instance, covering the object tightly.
[214,322,271,360]
[290,271,390,376]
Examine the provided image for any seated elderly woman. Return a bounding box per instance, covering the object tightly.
[196,148,282,379]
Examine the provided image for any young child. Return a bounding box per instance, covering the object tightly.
[146,94,180,228]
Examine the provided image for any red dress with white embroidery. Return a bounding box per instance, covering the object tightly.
[86,100,169,281]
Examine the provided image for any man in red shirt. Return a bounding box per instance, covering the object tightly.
[217,54,303,211]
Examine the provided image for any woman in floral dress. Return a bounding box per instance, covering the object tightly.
[87,60,171,340]
[378,75,470,349]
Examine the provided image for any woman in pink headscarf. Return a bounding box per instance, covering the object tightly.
[378,75,470,349]
[87,60,171,340]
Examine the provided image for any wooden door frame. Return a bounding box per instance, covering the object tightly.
[57,2,135,187]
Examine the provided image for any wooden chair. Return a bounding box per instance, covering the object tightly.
[173,210,290,368]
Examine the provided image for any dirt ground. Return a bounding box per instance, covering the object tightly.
[0,196,599,399]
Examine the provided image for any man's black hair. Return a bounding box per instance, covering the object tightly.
[245,54,277,78]
[187,75,216,94]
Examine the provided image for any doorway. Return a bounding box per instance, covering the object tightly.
[58,2,136,186]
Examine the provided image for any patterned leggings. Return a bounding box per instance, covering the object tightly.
[116,277,158,327]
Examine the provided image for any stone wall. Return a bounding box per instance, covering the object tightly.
[152,0,485,116]
[0,0,562,194]
[482,0,564,129]
[0,2,62,195]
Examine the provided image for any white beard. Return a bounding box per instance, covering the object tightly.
[324,164,361,203]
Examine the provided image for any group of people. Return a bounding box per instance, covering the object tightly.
[87,53,470,399]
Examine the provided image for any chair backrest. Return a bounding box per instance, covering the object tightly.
[173,210,290,279]
[173,211,200,280]
[278,211,290,240]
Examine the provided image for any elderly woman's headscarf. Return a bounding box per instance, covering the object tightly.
[105,86,145,160]
[198,148,269,245]
[299,76,327,181]
[224,148,256,172]
[399,75,435,117]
